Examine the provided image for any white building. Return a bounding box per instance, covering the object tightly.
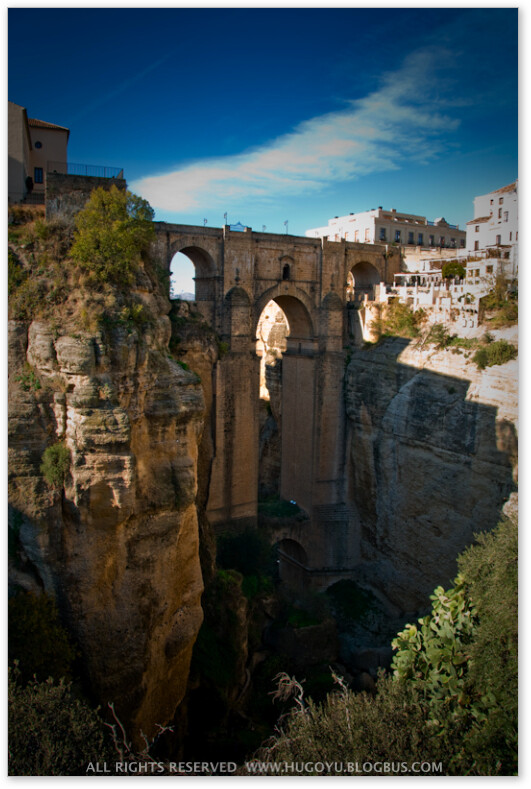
[306,207,466,250]
[466,181,518,253]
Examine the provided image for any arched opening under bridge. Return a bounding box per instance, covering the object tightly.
[276,538,308,589]
[349,261,380,304]
[170,245,217,303]
[255,293,315,512]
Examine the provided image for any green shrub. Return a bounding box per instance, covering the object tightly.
[472,340,517,369]
[8,250,46,321]
[391,516,518,774]
[40,442,71,488]
[254,673,439,773]
[70,186,154,285]
[8,667,111,775]
[442,260,466,279]
[481,275,518,327]
[8,592,77,684]
[15,363,42,392]
[380,301,424,339]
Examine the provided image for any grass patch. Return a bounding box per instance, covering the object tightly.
[258,496,301,518]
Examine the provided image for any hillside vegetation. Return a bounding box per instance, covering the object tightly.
[253,517,517,775]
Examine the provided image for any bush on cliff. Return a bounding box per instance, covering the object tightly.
[256,517,517,775]
[8,666,111,775]
[372,301,425,340]
[70,185,154,285]
[472,339,517,369]
[40,442,71,488]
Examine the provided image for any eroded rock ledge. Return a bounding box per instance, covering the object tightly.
[8,309,205,744]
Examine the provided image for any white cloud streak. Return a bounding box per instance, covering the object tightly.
[131,47,461,213]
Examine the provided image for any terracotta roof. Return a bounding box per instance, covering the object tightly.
[492,181,517,194]
[28,117,69,133]
[466,216,490,224]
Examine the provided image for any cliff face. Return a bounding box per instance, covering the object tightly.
[8,271,205,743]
[345,337,517,612]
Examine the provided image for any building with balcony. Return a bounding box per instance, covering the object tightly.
[306,206,466,250]
[8,101,69,203]
[466,181,518,254]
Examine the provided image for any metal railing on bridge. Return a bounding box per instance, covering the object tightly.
[47,161,124,179]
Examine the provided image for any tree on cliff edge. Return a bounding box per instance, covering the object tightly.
[70,185,154,285]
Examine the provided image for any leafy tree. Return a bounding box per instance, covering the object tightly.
[70,186,154,284]
[40,442,71,488]
[442,260,466,279]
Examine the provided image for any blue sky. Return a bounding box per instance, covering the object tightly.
[8,6,518,292]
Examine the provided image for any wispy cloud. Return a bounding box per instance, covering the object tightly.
[71,54,171,122]
[131,47,461,213]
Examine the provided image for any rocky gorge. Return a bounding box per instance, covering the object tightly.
[8,203,518,766]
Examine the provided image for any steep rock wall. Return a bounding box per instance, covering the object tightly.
[8,289,205,744]
[345,337,517,612]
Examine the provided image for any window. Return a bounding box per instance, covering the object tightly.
[460,239,465,248]
[354,230,359,242]
[418,233,423,245]
[504,211,508,222]
[510,232,512,241]
[475,225,479,232]
[429,234,435,246]
[490,199,494,205]
[498,208,502,219]
[486,265,493,274]
[499,197,504,204]
[440,236,445,247]
[34,141,42,149]
[365,228,370,242]
[450,238,456,247]
[34,167,43,184]
[395,229,401,243]
[408,231,414,244]
[496,234,501,245]
[379,227,386,241]
[474,241,479,251]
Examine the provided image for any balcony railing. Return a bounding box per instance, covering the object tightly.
[47,161,124,179]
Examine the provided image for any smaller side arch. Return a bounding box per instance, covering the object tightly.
[169,242,219,303]
[350,260,380,304]
[276,538,309,589]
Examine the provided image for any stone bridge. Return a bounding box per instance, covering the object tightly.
[153,223,401,589]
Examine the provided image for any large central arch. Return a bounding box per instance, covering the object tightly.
[254,288,317,514]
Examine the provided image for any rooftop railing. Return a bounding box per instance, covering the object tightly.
[47,161,124,179]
